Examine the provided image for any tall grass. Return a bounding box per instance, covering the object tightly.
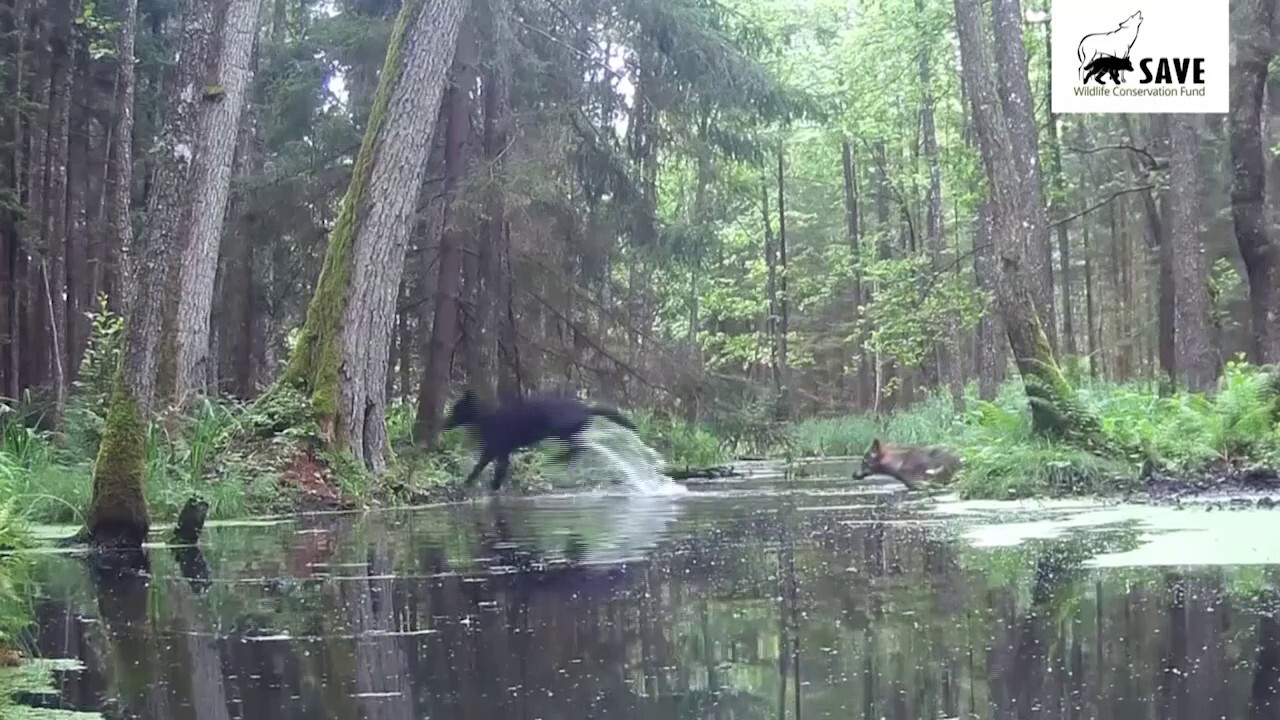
[0,394,285,526]
[0,499,34,663]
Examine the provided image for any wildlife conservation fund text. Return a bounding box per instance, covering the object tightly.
[1073,85,1207,97]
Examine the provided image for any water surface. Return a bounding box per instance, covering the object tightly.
[21,465,1280,719]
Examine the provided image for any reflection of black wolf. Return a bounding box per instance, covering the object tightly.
[1082,54,1133,85]
[445,390,637,491]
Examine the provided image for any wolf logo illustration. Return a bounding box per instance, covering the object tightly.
[1077,10,1142,82]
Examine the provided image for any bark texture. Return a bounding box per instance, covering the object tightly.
[285,0,471,471]
[89,0,220,548]
[990,0,1056,352]
[954,0,1103,447]
[106,0,139,316]
[1169,114,1216,391]
[413,24,477,448]
[173,0,266,401]
[974,201,1003,399]
[1229,0,1280,364]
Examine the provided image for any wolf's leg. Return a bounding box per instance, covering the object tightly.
[464,450,495,486]
[553,431,588,466]
[490,454,512,491]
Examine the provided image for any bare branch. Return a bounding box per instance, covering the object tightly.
[1067,143,1160,171]
[1049,185,1155,229]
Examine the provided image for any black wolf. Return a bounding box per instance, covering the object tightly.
[854,438,961,491]
[444,390,637,491]
[1082,54,1133,85]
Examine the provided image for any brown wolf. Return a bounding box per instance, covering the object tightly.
[855,438,961,491]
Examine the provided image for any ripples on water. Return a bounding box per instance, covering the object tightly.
[20,464,1280,719]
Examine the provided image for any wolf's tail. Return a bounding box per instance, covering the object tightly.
[590,405,637,431]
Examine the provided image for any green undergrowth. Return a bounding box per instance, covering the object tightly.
[786,359,1280,500]
[1,658,102,719]
[0,501,37,717]
[0,377,736,528]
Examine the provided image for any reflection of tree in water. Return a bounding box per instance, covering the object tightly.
[30,505,1280,720]
[91,550,175,719]
[1250,599,1280,720]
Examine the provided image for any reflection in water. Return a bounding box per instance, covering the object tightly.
[21,479,1280,719]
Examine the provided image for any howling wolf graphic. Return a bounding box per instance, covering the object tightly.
[1076,10,1143,81]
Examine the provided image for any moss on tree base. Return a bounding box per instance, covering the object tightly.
[87,381,151,548]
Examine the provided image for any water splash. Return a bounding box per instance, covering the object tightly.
[563,421,689,496]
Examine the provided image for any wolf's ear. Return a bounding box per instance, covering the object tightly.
[868,438,882,456]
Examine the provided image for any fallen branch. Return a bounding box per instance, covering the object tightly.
[663,465,741,480]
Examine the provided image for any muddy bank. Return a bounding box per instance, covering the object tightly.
[1128,460,1280,508]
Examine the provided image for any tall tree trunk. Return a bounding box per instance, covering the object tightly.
[461,204,485,393]
[776,149,790,419]
[412,23,476,448]
[172,0,266,402]
[1107,201,1125,378]
[40,0,78,423]
[762,175,781,402]
[24,0,51,393]
[1083,207,1099,378]
[1120,114,1174,385]
[990,0,1056,353]
[1043,23,1075,358]
[1169,114,1216,391]
[66,51,92,383]
[1229,0,1280,364]
[974,201,1003,399]
[396,288,411,400]
[285,0,471,469]
[1,0,28,399]
[221,92,263,399]
[484,0,517,401]
[872,141,895,411]
[89,0,210,549]
[955,0,1103,445]
[103,0,135,317]
[840,138,866,409]
[1119,196,1136,377]
[917,3,963,411]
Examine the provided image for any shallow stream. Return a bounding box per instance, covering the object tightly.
[19,459,1280,719]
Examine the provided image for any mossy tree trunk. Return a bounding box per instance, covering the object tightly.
[89,0,221,548]
[953,0,1106,449]
[284,0,471,470]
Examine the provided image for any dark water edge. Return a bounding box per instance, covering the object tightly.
[19,476,1280,720]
